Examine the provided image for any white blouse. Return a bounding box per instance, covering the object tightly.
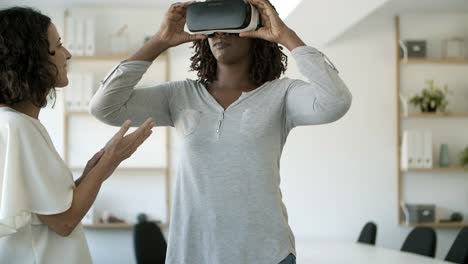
[0,107,92,264]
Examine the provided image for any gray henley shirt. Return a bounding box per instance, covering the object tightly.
[90,46,352,264]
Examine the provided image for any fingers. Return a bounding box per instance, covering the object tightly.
[116,120,132,138]
[91,148,105,163]
[187,33,208,42]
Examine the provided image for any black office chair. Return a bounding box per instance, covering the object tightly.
[401,227,437,258]
[133,214,167,264]
[445,227,468,264]
[357,221,377,245]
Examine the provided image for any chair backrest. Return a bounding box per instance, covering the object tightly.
[401,227,437,258]
[133,221,167,264]
[445,227,468,264]
[357,221,377,245]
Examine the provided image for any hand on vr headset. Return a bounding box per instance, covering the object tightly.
[155,1,207,48]
[238,0,292,44]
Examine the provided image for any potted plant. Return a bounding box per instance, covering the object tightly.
[460,147,468,169]
[410,80,450,113]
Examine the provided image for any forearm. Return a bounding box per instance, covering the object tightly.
[128,34,169,62]
[38,162,116,236]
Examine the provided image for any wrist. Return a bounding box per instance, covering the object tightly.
[151,33,171,51]
[280,30,305,51]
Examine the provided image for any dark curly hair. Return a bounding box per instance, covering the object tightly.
[189,2,288,86]
[0,7,57,108]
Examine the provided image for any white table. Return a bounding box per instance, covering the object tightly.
[295,240,452,264]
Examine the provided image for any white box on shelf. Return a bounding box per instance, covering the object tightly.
[82,72,94,110]
[65,16,75,54]
[422,131,433,168]
[84,17,96,56]
[74,16,85,56]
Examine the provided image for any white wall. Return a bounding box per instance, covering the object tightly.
[2,1,464,262]
[281,2,463,259]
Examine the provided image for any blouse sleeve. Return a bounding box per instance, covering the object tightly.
[0,119,74,237]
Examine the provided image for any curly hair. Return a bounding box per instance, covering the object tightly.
[189,2,288,86]
[0,7,57,108]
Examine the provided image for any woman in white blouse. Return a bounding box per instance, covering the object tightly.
[0,7,154,264]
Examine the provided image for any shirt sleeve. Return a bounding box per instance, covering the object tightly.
[0,120,74,237]
[284,46,352,131]
[90,60,175,127]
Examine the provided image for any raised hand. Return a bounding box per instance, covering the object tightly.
[239,0,305,50]
[155,1,207,48]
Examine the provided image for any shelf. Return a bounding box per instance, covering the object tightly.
[72,51,167,62]
[402,166,467,172]
[401,58,468,64]
[400,221,468,228]
[70,167,167,173]
[401,112,468,119]
[83,223,133,229]
[83,222,168,229]
[72,53,131,61]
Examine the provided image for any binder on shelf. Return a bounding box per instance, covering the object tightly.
[75,17,85,56]
[64,73,74,110]
[422,131,433,168]
[67,73,83,111]
[65,16,75,54]
[401,130,416,169]
[82,72,94,109]
[84,17,96,56]
[414,131,424,168]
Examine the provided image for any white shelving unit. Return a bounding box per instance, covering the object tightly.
[62,7,172,229]
[395,13,468,228]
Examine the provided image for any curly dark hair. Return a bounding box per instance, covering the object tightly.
[189,2,288,86]
[0,7,57,108]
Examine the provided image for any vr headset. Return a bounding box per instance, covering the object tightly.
[186,0,261,35]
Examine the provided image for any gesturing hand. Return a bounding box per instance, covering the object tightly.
[102,118,155,172]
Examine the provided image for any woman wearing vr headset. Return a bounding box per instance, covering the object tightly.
[0,7,154,263]
[91,0,352,263]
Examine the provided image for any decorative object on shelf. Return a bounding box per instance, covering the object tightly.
[109,24,130,55]
[82,206,96,225]
[399,40,408,60]
[409,80,450,113]
[440,212,464,223]
[405,40,427,58]
[460,147,468,169]
[439,143,450,167]
[401,203,435,224]
[442,37,465,60]
[99,211,126,224]
[399,93,409,116]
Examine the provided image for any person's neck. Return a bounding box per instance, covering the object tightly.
[212,60,255,92]
[0,101,41,119]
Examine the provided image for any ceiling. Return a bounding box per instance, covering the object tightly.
[8,0,302,18]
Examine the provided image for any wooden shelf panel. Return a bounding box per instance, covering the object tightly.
[401,112,468,119]
[72,52,167,61]
[402,166,467,172]
[400,221,468,228]
[401,58,468,64]
[83,223,168,229]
